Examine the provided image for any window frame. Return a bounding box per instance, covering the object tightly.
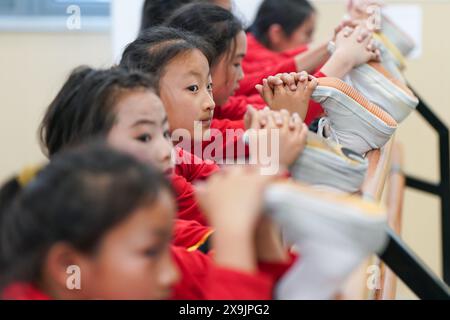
[0,0,111,32]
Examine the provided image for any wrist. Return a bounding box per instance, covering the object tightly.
[211,215,256,236]
[278,162,291,174]
[213,227,257,273]
[294,42,331,73]
[321,49,354,79]
[333,48,356,69]
[255,219,289,263]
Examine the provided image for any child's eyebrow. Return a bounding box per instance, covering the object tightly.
[132,119,156,127]
[187,70,207,79]
[151,228,173,241]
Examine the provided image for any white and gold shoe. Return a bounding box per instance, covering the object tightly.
[264,181,388,300]
[312,77,398,155]
[344,62,418,123]
[290,132,368,193]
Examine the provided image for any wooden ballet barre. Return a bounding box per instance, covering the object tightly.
[376,143,405,300]
[340,138,395,300]
[362,139,394,202]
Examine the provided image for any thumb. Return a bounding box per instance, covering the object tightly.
[245,105,260,130]
[255,84,263,96]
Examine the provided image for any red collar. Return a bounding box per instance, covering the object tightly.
[2,283,51,300]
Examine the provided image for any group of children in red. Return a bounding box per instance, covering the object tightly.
[0,0,406,300]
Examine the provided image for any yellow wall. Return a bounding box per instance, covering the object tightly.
[0,32,112,180]
[0,0,448,300]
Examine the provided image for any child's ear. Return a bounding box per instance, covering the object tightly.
[267,24,285,49]
[42,243,89,296]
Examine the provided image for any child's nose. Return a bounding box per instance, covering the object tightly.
[158,137,173,162]
[159,251,181,287]
[238,66,245,82]
[203,93,216,112]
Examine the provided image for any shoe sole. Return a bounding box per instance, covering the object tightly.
[313,78,398,154]
[368,62,415,98]
[291,132,368,193]
[314,77,398,128]
[346,62,418,122]
[265,182,389,254]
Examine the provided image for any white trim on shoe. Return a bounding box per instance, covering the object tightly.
[345,63,419,122]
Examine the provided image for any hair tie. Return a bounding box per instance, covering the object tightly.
[17,165,43,187]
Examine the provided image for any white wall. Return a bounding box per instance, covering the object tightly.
[110,0,264,61]
[233,0,263,27]
[111,0,144,62]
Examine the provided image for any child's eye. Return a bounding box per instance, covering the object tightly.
[207,83,213,91]
[187,85,199,92]
[137,134,152,143]
[144,247,162,258]
[234,63,241,68]
[164,130,171,139]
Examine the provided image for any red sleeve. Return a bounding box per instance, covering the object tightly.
[2,284,51,300]
[214,96,248,121]
[314,71,327,78]
[303,70,327,125]
[243,33,307,72]
[171,246,274,300]
[211,118,245,132]
[258,253,299,283]
[214,95,266,121]
[236,58,298,97]
[173,219,213,250]
[207,123,249,160]
[170,174,208,226]
[305,101,324,125]
[174,148,220,183]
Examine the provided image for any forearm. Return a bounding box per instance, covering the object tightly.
[295,41,331,73]
[213,223,257,273]
[319,49,355,79]
[255,217,289,263]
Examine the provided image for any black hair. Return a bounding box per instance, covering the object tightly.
[0,165,43,231]
[249,0,315,49]
[165,3,243,67]
[141,0,205,31]
[0,179,21,222]
[120,26,213,89]
[140,0,228,31]
[39,66,156,157]
[0,144,173,291]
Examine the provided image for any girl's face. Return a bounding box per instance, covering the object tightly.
[159,49,215,140]
[107,89,174,174]
[211,31,247,106]
[45,90,180,300]
[276,13,316,52]
[78,189,179,300]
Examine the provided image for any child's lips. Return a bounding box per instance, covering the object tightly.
[201,118,212,127]
[157,287,173,300]
[164,167,173,175]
